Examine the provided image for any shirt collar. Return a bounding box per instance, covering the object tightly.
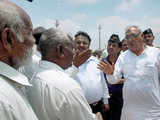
[39,60,64,72]
[86,56,98,62]
[0,61,31,86]
[128,45,149,56]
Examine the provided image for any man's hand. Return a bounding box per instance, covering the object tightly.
[116,79,125,84]
[96,112,103,120]
[97,60,114,75]
[73,49,92,68]
[104,104,110,111]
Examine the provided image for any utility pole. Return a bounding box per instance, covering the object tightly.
[98,24,102,50]
[55,19,60,28]
[56,0,62,29]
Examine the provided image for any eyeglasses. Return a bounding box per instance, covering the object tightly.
[125,32,141,40]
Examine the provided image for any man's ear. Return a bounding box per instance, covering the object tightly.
[141,34,145,42]
[57,44,65,58]
[1,28,15,54]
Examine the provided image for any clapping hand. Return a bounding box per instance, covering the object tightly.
[73,49,92,68]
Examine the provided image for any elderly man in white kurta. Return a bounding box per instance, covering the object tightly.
[0,0,38,120]
[0,62,38,120]
[27,28,98,120]
[98,25,160,120]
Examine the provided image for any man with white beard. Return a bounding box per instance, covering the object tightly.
[19,26,46,79]
[0,0,38,120]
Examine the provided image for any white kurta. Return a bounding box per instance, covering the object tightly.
[107,46,160,120]
[27,60,97,120]
[0,62,38,120]
[74,56,109,104]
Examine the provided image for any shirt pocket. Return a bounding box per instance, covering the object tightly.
[137,64,155,88]
[138,64,155,81]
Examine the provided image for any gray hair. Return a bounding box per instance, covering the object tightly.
[125,25,141,35]
[0,1,25,42]
[39,28,70,58]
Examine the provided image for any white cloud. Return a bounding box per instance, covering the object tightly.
[116,0,142,12]
[34,14,88,35]
[34,18,83,36]
[95,16,160,49]
[59,19,82,33]
[72,14,88,22]
[34,16,160,50]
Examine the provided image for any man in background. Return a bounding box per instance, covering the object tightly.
[73,31,110,120]
[121,38,128,52]
[102,34,123,120]
[143,28,154,46]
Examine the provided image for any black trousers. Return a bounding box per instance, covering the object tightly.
[105,98,123,120]
[90,100,108,120]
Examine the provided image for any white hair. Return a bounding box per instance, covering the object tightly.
[0,1,33,69]
[0,1,25,42]
[39,28,70,58]
[125,25,142,34]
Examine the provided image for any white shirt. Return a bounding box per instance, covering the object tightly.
[65,65,79,77]
[107,46,160,120]
[27,60,97,120]
[0,62,38,120]
[74,56,109,104]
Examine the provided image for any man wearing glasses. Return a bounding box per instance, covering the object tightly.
[98,25,160,120]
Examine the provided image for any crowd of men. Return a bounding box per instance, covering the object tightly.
[0,0,160,120]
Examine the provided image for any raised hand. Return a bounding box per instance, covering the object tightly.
[73,49,92,67]
[97,60,114,75]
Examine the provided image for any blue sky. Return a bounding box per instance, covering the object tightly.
[12,0,160,50]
